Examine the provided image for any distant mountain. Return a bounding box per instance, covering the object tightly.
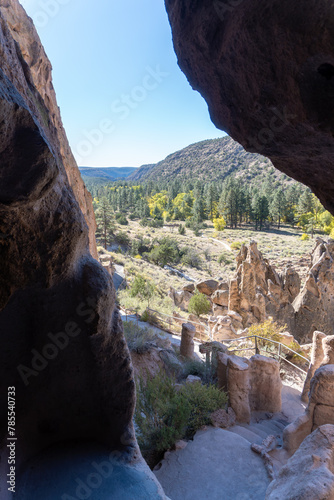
[128,136,292,185]
[79,166,138,182]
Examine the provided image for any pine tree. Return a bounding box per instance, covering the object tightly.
[252,194,269,231]
[95,197,115,249]
[270,189,286,229]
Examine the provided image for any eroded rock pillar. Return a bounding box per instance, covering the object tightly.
[180,323,196,358]
[227,356,251,423]
[249,355,282,413]
[301,331,326,402]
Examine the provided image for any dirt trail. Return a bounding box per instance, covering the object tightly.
[202,235,232,251]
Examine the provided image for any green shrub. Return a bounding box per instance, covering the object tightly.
[116,213,129,225]
[301,233,309,241]
[115,231,130,246]
[148,219,164,228]
[123,321,157,353]
[140,309,158,324]
[230,241,245,250]
[131,236,152,256]
[182,359,207,379]
[178,224,186,235]
[140,218,149,227]
[135,373,227,464]
[188,290,211,317]
[181,248,203,269]
[180,382,228,436]
[218,252,233,265]
[147,237,181,267]
[135,374,190,456]
[130,274,155,307]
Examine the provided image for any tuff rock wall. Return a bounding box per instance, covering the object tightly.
[0,0,97,259]
[165,0,334,214]
[0,1,149,494]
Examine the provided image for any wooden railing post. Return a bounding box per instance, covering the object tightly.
[255,336,259,355]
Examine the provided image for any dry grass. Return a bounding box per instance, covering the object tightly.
[117,219,317,285]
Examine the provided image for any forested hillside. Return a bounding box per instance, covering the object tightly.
[82,135,334,258]
[128,136,291,185]
[79,166,137,182]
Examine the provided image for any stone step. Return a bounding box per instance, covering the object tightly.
[240,424,268,441]
[228,425,263,444]
[250,421,283,437]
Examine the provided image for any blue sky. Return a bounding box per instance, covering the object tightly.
[20,0,225,168]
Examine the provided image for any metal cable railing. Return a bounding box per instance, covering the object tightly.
[220,335,310,375]
[146,308,211,342]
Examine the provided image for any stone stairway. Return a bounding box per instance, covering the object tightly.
[228,413,293,477]
[154,384,305,499]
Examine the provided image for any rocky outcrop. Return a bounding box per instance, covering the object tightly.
[0,2,165,497]
[231,241,300,330]
[0,0,97,258]
[233,238,334,343]
[293,239,334,343]
[267,425,334,500]
[284,365,334,453]
[169,287,193,311]
[164,0,334,215]
[302,331,326,402]
[172,238,334,344]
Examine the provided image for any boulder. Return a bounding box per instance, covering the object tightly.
[278,332,297,347]
[212,316,238,341]
[322,335,334,365]
[169,287,193,311]
[309,365,334,409]
[226,310,243,331]
[217,281,229,291]
[131,349,165,382]
[217,351,229,391]
[284,365,334,453]
[196,279,218,296]
[267,425,334,500]
[210,408,236,429]
[293,240,334,343]
[183,283,195,293]
[212,304,227,317]
[212,289,229,307]
[186,375,202,384]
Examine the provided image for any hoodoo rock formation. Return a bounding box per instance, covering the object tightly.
[165,0,334,215]
[0,1,165,498]
[171,239,334,344]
